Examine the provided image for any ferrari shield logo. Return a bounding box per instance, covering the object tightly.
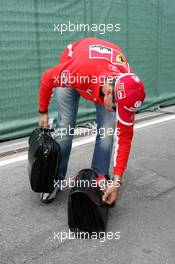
[116,54,127,66]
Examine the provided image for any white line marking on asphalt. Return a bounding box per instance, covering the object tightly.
[0,141,27,152]
[72,136,95,147]
[134,115,175,129]
[0,114,175,167]
[0,155,28,167]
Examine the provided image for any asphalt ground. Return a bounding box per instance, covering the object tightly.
[0,109,175,264]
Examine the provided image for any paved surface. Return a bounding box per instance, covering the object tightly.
[0,112,175,264]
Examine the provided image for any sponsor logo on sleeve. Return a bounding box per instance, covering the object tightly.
[117,83,126,99]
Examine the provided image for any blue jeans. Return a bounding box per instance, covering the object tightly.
[54,88,115,181]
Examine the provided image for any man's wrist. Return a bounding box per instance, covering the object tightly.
[112,175,121,181]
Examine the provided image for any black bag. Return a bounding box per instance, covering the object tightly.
[68,168,109,236]
[28,128,61,193]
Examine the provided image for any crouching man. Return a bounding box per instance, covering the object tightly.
[38,37,146,204]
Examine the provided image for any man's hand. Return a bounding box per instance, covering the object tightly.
[39,113,49,128]
[102,176,121,205]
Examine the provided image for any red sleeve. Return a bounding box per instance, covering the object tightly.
[113,120,134,177]
[39,64,64,112]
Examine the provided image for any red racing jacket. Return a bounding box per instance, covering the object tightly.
[39,37,134,177]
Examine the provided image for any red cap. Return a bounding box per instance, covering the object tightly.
[115,73,146,126]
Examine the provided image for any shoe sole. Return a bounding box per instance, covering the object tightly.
[40,187,60,204]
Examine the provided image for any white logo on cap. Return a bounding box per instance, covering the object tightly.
[131,75,140,83]
[134,100,142,108]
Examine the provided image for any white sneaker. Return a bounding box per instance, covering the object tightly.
[40,186,60,203]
